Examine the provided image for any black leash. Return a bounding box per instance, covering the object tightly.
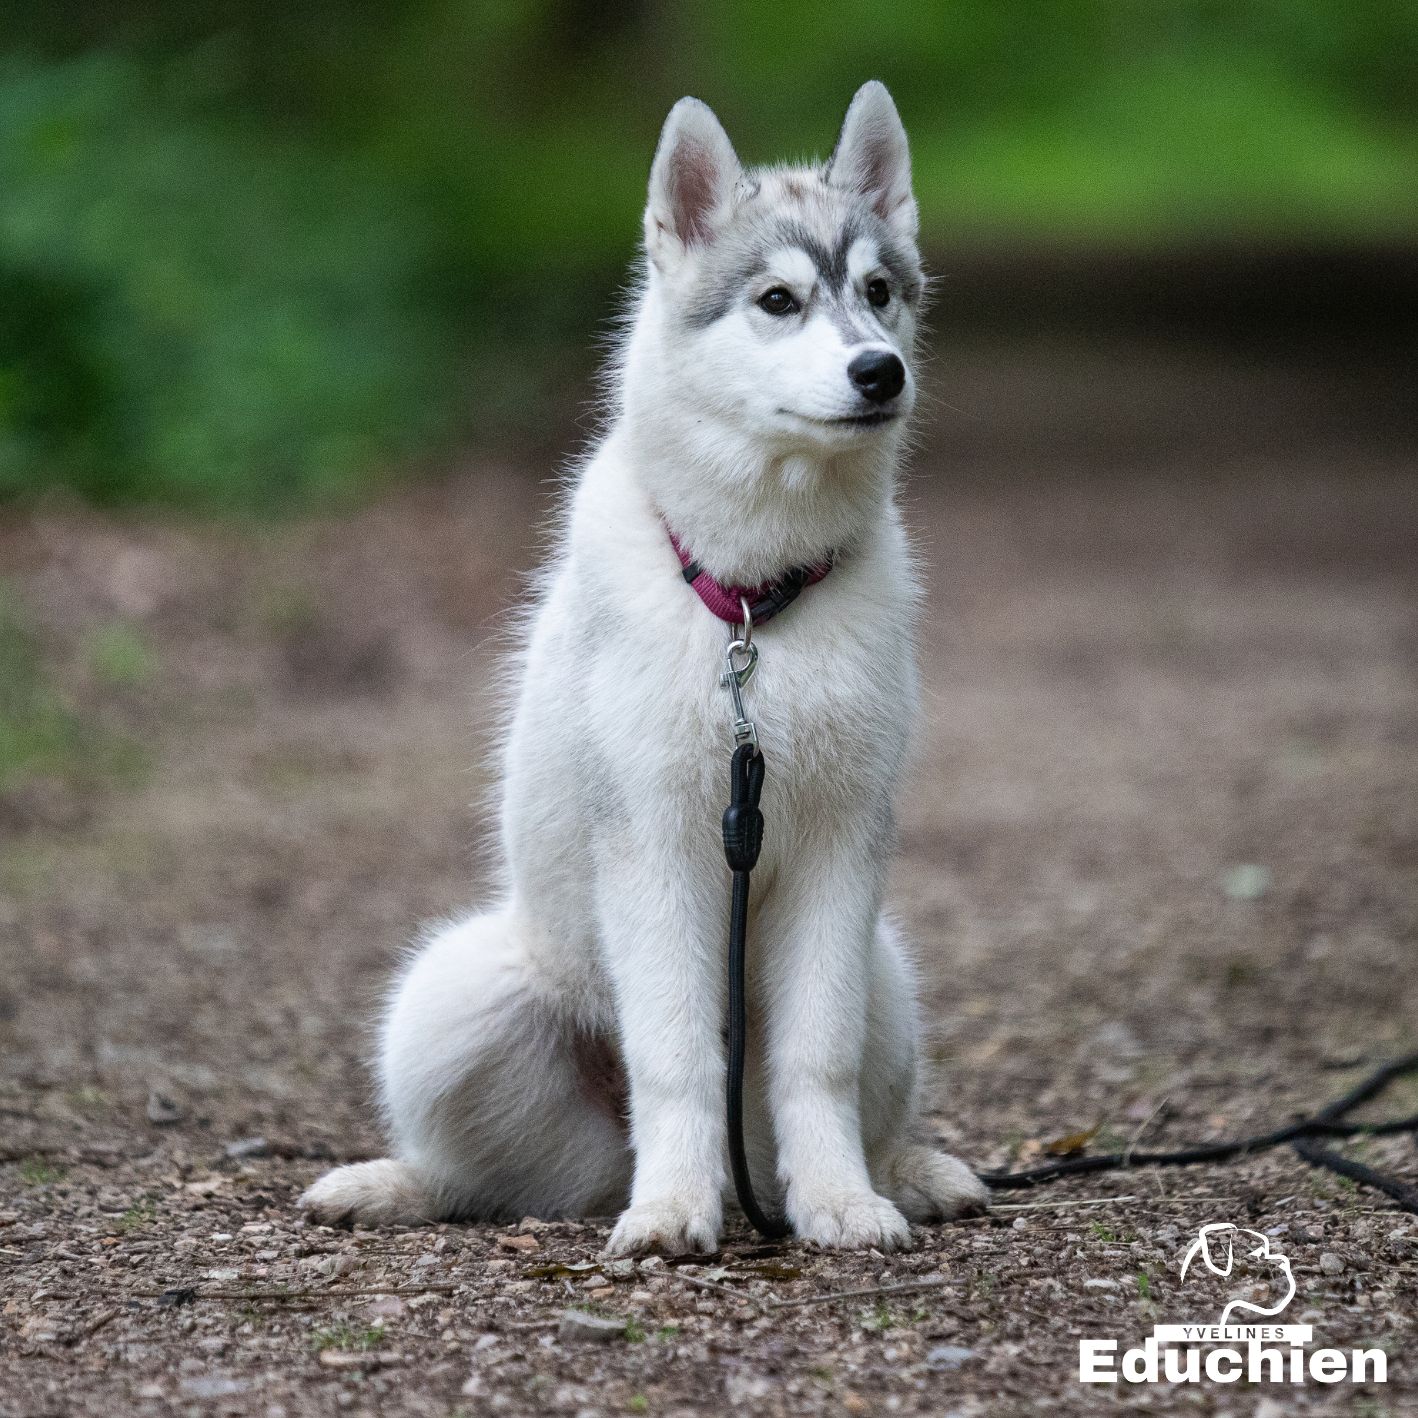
[722,742,790,1237]
[715,609,791,1239]
[980,1050,1418,1214]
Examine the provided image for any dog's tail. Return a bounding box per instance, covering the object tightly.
[298,1158,441,1226]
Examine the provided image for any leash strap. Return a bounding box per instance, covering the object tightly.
[722,743,790,1238]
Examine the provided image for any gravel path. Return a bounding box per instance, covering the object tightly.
[2,342,1415,1414]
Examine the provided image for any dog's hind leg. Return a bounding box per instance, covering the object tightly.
[862,918,988,1222]
[300,910,631,1226]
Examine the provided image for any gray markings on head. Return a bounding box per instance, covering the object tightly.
[677,165,923,330]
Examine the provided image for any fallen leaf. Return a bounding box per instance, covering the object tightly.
[1044,1125,1101,1157]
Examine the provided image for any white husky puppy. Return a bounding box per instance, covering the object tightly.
[301,81,986,1254]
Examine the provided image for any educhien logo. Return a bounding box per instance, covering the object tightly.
[1179,1223,1297,1327]
[1079,1221,1387,1386]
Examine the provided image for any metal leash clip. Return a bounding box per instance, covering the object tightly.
[720,595,759,753]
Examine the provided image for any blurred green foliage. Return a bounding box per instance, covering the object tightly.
[1,2,1415,509]
[0,50,453,508]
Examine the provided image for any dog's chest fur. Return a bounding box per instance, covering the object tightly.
[510,451,920,907]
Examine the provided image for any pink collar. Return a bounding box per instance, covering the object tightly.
[668,528,834,626]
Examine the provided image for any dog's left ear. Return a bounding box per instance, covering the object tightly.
[826,81,917,239]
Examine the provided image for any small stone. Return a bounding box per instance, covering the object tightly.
[319,1349,402,1370]
[179,1375,249,1398]
[1319,1252,1344,1277]
[1083,1278,1120,1289]
[517,1216,549,1234]
[558,1309,628,1344]
[225,1136,270,1160]
[1222,863,1272,901]
[146,1089,185,1126]
[182,1174,229,1197]
[496,1232,539,1253]
[926,1345,978,1370]
[366,1295,408,1322]
[307,1253,354,1280]
[725,1372,773,1404]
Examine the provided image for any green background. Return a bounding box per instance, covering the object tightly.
[2,1,1414,509]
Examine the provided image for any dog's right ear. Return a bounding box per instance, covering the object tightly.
[645,98,741,270]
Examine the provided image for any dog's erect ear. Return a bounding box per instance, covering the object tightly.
[826,81,917,238]
[645,97,742,269]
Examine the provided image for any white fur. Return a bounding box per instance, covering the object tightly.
[301,82,986,1253]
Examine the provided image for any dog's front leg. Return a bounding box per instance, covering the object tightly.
[762,821,912,1250]
[598,841,726,1256]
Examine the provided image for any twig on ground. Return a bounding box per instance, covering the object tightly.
[0,1147,131,1168]
[36,1283,460,1304]
[1122,1097,1170,1165]
[61,1308,120,1345]
[767,1276,957,1312]
[666,1270,769,1312]
[988,1196,1140,1213]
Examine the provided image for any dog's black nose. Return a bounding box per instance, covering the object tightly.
[847,349,906,405]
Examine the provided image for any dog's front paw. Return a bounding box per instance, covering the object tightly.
[604,1198,721,1257]
[791,1189,912,1251]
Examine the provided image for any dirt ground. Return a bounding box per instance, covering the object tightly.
[1,337,1416,1415]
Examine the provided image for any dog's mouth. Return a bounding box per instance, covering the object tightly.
[781,409,898,429]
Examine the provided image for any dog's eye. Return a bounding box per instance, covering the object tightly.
[866,278,890,308]
[757,287,799,316]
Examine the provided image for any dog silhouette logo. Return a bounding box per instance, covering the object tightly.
[1179,1222,1296,1327]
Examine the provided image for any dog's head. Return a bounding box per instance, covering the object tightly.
[633,82,923,455]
